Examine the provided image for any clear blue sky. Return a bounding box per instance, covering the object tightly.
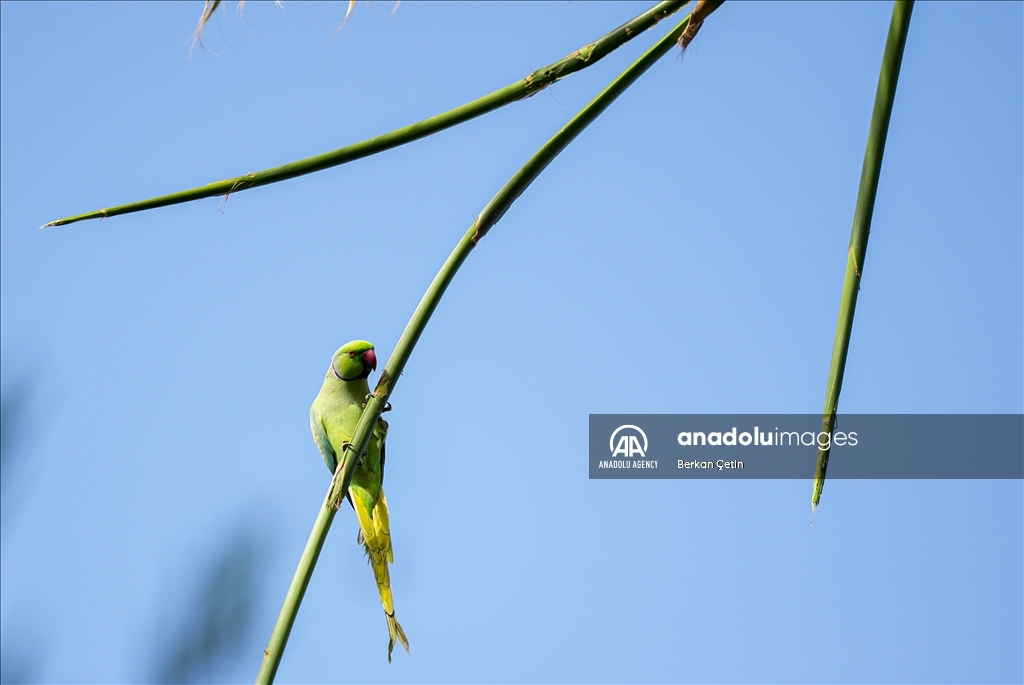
[1,2,1021,683]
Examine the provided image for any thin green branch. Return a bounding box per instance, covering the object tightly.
[255,3,722,682]
[812,0,913,512]
[45,0,690,228]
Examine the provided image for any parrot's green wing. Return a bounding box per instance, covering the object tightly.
[310,406,337,474]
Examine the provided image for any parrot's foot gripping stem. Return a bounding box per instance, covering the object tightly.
[339,440,364,468]
[364,395,393,413]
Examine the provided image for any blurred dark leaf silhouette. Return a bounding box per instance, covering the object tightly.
[0,625,44,685]
[153,525,270,684]
[0,382,29,478]
[1,371,47,684]
[1,377,35,530]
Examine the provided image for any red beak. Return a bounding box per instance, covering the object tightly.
[362,349,377,371]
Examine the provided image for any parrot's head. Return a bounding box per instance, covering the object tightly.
[331,340,377,382]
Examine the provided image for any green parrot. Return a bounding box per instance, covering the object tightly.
[310,340,409,662]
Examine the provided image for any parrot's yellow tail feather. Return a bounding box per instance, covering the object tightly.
[352,488,406,662]
[385,611,410,662]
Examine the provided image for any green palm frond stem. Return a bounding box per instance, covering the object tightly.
[255,4,722,682]
[45,0,690,228]
[812,0,913,512]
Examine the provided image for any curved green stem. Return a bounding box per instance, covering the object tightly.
[254,494,336,685]
[45,1,689,228]
[812,0,913,512]
[255,4,721,682]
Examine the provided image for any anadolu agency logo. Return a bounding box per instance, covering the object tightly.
[599,425,658,470]
[609,425,648,457]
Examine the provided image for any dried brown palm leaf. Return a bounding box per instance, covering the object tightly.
[332,1,401,37]
[678,0,724,49]
[191,0,221,52]
[194,0,394,48]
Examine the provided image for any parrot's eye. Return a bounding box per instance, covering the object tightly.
[348,351,355,357]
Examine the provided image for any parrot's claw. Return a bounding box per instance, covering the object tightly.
[340,440,352,452]
[363,394,393,413]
